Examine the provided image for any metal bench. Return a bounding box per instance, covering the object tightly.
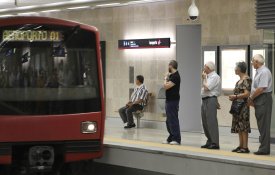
[133,93,152,128]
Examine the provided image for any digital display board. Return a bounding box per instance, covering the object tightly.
[2,30,63,42]
[118,38,170,49]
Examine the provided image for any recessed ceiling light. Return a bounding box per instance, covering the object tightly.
[40,9,61,13]
[96,3,120,7]
[0,5,39,13]
[67,6,90,10]
[0,0,13,3]
[17,12,38,16]
[16,5,38,10]
[0,14,14,18]
[127,0,166,5]
[126,1,142,4]
[72,0,89,1]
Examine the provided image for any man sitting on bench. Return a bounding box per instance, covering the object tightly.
[119,75,148,129]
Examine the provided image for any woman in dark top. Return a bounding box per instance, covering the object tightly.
[229,62,252,153]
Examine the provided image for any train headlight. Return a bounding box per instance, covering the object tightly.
[81,121,97,133]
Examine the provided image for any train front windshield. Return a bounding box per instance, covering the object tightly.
[0,24,101,115]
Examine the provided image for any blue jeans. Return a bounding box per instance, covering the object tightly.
[165,100,181,143]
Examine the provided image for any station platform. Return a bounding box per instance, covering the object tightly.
[96,118,275,175]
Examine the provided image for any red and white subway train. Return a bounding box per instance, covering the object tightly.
[0,16,105,174]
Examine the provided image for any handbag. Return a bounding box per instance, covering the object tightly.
[229,100,245,115]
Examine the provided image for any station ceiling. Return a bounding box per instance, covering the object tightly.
[0,0,169,16]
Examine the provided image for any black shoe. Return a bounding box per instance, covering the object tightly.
[237,148,250,153]
[207,144,220,150]
[124,123,136,129]
[201,144,210,148]
[232,146,241,152]
[254,151,270,155]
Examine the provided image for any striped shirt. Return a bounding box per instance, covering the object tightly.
[130,84,148,106]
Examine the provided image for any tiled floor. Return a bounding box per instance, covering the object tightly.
[104,118,275,156]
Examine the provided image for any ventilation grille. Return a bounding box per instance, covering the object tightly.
[256,0,275,29]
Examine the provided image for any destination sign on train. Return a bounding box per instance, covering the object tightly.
[2,30,63,42]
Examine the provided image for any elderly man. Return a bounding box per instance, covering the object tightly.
[248,54,273,155]
[201,61,221,149]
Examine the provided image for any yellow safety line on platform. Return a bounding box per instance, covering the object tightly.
[104,136,275,163]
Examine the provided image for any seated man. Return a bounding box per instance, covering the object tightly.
[119,75,148,129]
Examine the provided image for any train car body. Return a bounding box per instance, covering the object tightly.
[0,16,105,174]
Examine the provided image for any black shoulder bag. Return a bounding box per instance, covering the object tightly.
[229,100,245,115]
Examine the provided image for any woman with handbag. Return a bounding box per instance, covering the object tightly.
[228,62,252,153]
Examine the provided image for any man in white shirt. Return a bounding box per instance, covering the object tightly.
[119,75,148,129]
[248,54,273,155]
[201,61,221,150]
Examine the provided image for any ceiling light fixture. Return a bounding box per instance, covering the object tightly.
[67,6,91,10]
[15,5,38,10]
[0,0,13,3]
[72,0,93,2]
[0,14,14,18]
[126,0,163,5]
[17,12,38,16]
[96,3,120,7]
[0,5,38,13]
[40,9,61,13]
[126,1,142,4]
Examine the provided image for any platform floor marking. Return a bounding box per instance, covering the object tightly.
[104,136,275,163]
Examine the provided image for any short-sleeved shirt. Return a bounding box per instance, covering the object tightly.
[201,71,221,98]
[130,84,148,106]
[251,65,272,94]
[166,71,181,101]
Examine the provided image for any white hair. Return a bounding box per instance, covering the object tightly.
[253,54,265,64]
[205,61,215,71]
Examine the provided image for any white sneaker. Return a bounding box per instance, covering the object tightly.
[169,141,180,145]
[162,140,170,144]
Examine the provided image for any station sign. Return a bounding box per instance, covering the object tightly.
[118,38,171,49]
[2,30,63,42]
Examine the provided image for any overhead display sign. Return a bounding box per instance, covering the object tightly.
[2,30,63,42]
[118,38,171,49]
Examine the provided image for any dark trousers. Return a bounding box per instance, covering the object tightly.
[201,97,219,146]
[119,104,143,125]
[254,92,273,153]
[165,100,181,143]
